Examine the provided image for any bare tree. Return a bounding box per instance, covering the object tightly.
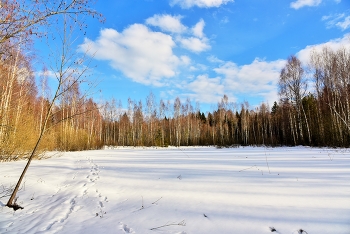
[173,97,181,146]
[0,38,37,160]
[6,15,97,209]
[146,92,156,146]
[0,0,101,49]
[159,99,167,146]
[310,46,350,140]
[279,55,311,144]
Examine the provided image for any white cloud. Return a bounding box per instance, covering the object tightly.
[184,58,285,104]
[78,15,213,90]
[79,25,180,87]
[322,13,350,31]
[179,36,211,53]
[189,66,198,71]
[214,58,286,105]
[187,74,225,103]
[146,15,211,54]
[192,19,205,38]
[186,34,350,105]
[188,63,208,71]
[321,14,334,21]
[297,33,350,64]
[290,0,322,9]
[36,69,57,79]
[220,16,229,24]
[146,14,187,34]
[336,16,350,30]
[177,18,210,53]
[180,55,191,65]
[207,55,224,63]
[170,0,233,9]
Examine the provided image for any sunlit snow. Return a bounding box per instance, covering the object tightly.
[1,147,349,233]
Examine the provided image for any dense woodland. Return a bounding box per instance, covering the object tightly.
[1,1,350,161]
[100,45,350,149]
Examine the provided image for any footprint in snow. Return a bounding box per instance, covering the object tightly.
[119,223,135,233]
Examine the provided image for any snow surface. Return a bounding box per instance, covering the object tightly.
[0,146,349,234]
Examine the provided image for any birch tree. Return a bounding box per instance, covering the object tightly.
[7,15,98,209]
[279,55,311,144]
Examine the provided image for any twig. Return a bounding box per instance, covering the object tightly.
[0,184,13,199]
[133,196,144,212]
[150,220,186,230]
[0,183,25,199]
[151,197,162,205]
[179,148,189,158]
[265,151,271,174]
[118,199,128,205]
[327,153,333,161]
[141,196,144,209]
[238,165,256,172]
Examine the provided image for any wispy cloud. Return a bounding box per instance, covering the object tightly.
[178,18,210,53]
[336,16,350,30]
[170,0,233,9]
[178,36,211,53]
[186,74,225,103]
[35,70,57,79]
[322,13,350,31]
[220,16,229,24]
[290,0,322,9]
[146,14,187,34]
[297,33,350,63]
[147,15,211,53]
[207,55,224,64]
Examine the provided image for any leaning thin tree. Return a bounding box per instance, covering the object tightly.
[6,1,100,209]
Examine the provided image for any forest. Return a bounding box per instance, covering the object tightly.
[1,1,350,162]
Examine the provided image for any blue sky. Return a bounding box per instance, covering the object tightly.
[37,0,350,111]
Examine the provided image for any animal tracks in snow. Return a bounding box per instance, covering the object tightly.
[85,158,107,218]
[87,158,100,183]
[44,157,107,232]
[44,196,80,232]
[119,222,135,233]
[3,147,345,233]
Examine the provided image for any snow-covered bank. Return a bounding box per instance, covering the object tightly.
[1,147,349,233]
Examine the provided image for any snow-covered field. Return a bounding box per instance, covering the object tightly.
[0,146,349,234]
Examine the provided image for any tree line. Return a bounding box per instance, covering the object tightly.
[0,30,104,161]
[1,1,350,162]
[100,45,350,148]
[2,43,350,161]
[0,0,102,162]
